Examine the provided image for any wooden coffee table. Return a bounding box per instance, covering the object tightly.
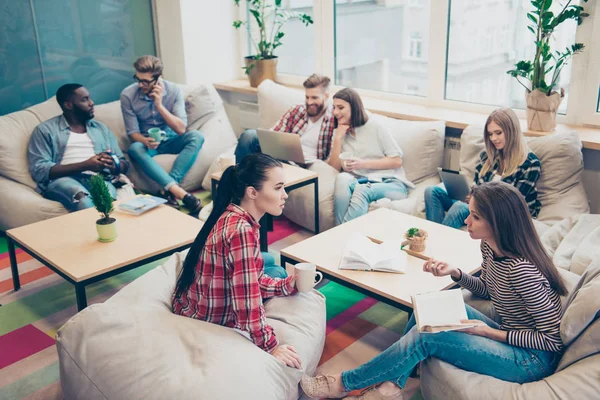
[7,200,202,311]
[211,163,319,251]
[280,208,482,313]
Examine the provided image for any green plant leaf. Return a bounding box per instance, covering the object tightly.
[249,9,263,29]
[527,25,536,35]
[88,175,114,220]
[233,20,243,29]
[527,13,538,23]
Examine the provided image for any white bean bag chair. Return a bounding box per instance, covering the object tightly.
[56,251,327,400]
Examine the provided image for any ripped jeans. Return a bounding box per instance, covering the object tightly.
[44,174,117,212]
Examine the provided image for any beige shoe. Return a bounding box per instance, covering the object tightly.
[301,374,349,399]
[343,384,404,400]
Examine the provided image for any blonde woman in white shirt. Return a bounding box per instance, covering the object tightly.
[328,88,414,225]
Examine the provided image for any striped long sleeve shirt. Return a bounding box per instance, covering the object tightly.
[172,204,296,353]
[456,241,564,353]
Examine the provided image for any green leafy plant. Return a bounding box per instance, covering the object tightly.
[88,174,114,223]
[233,0,313,74]
[507,0,590,94]
[406,228,421,238]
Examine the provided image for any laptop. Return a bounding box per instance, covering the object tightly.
[437,168,471,202]
[256,129,308,165]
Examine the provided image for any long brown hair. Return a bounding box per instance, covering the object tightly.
[480,108,529,178]
[471,181,567,295]
[333,88,368,129]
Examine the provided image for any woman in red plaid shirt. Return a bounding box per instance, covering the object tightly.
[172,153,302,369]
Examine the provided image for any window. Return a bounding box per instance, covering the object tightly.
[408,33,423,59]
[271,1,315,77]
[335,0,430,96]
[0,0,156,116]
[445,0,579,114]
[256,0,600,126]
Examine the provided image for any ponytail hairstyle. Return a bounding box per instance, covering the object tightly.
[174,153,283,298]
[471,181,568,296]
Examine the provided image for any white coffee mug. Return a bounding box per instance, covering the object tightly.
[219,155,236,171]
[339,152,355,171]
[293,263,323,293]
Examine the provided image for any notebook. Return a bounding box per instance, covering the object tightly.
[118,195,167,216]
[339,233,407,273]
[411,289,487,333]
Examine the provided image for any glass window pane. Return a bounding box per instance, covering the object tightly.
[335,0,430,96]
[0,2,46,115]
[33,0,156,106]
[0,0,156,116]
[274,1,315,76]
[445,0,579,114]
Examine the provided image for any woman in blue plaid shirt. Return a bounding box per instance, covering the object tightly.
[425,108,541,229]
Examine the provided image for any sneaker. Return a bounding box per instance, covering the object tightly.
[160,190,180,209]
[182,193,202,215]
[343,384,404,400]
[301,374,349,399]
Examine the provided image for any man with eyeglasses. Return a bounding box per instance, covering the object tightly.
[120,55,204,214]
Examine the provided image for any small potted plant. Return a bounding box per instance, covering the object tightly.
[88,174,117,242]
[233,0,313,87]
[507,0,591,131]
[404,227,428,253]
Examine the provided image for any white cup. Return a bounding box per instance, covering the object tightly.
[219,155,236,171]
[292,263,323,293]
[339,152,355,171]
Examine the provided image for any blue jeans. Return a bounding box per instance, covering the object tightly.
[234,129,261,163]
[334,172,408,225]
[44,174,117,212]
[341,304,559,391]
[262,252,288,279]
[128,130,204,191]
[424,185,470,229]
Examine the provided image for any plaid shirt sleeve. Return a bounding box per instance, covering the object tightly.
[259,274,296,300]
[473,151,486,185]
[513,155,542,218]
[228,225,279,353]
[272,105,300,131]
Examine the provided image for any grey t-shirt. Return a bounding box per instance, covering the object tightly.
[341,118,414,189]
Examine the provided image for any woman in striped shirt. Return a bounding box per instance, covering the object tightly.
[302,181,567,400]
[425,108,542,229]
[172,153,302,369]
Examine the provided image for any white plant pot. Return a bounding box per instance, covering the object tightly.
[96,218,117,243]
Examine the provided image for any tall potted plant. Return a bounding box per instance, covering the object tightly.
[507,0,591,131]
[233,0,313,87]
[88,174,117,242]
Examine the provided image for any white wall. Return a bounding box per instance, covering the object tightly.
[154,0,240,85]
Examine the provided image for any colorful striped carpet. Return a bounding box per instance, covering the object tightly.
[0,215,422,400]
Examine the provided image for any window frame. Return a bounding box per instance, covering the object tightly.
[238,0,600,127]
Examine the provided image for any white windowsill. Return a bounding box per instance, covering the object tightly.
[214,79,600,151]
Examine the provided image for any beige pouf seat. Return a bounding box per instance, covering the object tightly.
[56,252,326,400]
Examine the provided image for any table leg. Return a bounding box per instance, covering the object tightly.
[8,237,20,291]
[75,284,88,311]
[313,178,319,233]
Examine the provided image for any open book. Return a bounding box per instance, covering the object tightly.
[411,289,487,333]
[339,233,407,273]
[118,195,167,216]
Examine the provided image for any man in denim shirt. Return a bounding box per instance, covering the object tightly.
[28,84,129,212]
[120,55,204,214]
